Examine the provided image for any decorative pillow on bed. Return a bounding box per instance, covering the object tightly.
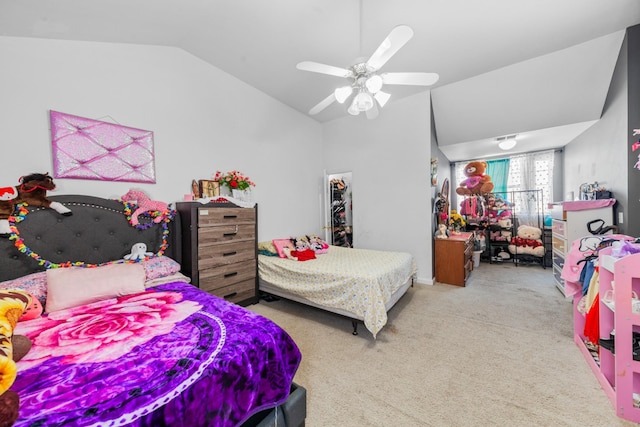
[141,256,182,281]
[258,241,278,256]
[0,272,48,307]
[45,263,146,313]
[272,238,294,258]
[144,272,191,288]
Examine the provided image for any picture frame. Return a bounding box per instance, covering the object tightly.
[199,180,220,197]
[191,179,200,199]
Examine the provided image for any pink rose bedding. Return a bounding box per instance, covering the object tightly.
[13,281,301,427]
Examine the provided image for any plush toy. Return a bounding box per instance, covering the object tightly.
[306,235,329,254]
[124,242,154,261]
[289,237,316,261]
[456,161,494,196]
[493,199,513,220]
[434,223,449,239]
[121,189,168,226]
[0,173,72,236]
[498,218,512,229]
[0,290,33,426]
[508,225,545,257]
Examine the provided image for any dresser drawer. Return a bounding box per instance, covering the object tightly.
[551,235,567,254]
[553,265,564,288]
[199,259,255,289]
[198,224,255,245]
[551,219,566,238]
[198,240,255,269]
[201,278,256,304]
[198,207,255,226]
[552,251,565,270]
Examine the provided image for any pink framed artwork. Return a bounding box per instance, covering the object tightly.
[50,110,156,183]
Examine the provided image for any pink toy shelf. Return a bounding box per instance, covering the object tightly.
[569,247,640,423]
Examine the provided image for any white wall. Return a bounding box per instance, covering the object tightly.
[0,36,324,241]
[563,35,628,231]
[322,92,433,283]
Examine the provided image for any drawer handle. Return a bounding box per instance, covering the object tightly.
[224,272,238,278]
[223,225,239,237]
[223,292,238,299]
[223,215,238,219]
[223,251,237,257]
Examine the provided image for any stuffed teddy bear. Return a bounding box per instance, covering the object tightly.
[498,218,512,229]
[508,225,545,257]
[456,161,494,196]
[0,173,72,236]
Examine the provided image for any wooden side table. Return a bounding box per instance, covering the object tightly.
[434,231,474,287]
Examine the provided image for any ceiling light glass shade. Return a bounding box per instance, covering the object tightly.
[365,75,383,93]
[334,86,353,104]
[353,90,374,112]
[498,137,517,150]
[374,91,391,108]
[347,102,360,115]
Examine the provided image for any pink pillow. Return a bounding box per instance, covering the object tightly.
[141,256,182,281]
[45,263,146,313]
[272,239,294,258]
[0,272,48,307]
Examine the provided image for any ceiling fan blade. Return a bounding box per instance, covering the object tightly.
[381,72,440,86]
[296,61,354,78]
[366,25,414,71]
[309,93,337,115]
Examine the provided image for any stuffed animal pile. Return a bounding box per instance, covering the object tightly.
[508,225,545,257]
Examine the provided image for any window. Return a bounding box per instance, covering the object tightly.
[453,150,554,220]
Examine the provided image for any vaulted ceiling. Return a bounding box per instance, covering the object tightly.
[1,0,639,161]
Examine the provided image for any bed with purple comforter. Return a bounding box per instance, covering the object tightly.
[13,280,300,426]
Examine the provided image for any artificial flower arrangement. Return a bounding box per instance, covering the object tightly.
[448,210,466,230]
[212,170,256,191]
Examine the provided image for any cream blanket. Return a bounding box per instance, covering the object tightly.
[258,246,416,337]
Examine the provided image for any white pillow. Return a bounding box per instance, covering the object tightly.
[45,263,146,313]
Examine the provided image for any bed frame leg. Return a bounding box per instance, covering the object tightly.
[351,320,358,335]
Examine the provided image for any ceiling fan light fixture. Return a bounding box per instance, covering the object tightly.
[497,135,517,150]
[334,86,353,104]
[347,102,360,116]
[353,90,374,112]
[365,75,383,93]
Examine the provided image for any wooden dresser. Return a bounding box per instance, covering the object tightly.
[176,201,258,306]
[434,231,474,287]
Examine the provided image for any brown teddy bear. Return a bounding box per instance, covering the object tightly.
[455,161,494,196]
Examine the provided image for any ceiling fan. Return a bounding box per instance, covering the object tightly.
[296,25,439,119]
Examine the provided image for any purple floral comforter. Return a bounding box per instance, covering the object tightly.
[13,282,301,427]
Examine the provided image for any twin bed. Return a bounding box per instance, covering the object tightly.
[0,195,304,427]
[258,241,416,338]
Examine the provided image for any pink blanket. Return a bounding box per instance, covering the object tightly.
[562,198,616,211]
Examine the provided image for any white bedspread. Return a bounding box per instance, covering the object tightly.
[258,245,416,337]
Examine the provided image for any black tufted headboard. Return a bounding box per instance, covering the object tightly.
[0,195,180,282]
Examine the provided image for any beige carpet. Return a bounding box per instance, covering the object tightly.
[249,262,638,426]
